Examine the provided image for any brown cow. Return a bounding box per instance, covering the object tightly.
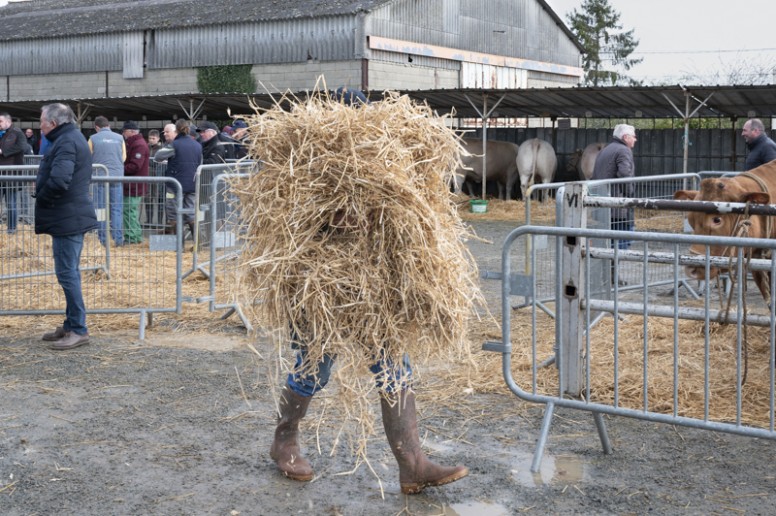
[456,138,519,199]
[674,161,776,304]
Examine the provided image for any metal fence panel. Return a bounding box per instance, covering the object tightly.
[1,175,184,339]
[521,173,700,308]
[485,189,776,471]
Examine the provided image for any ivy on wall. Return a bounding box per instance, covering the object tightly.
[196,65,257,94]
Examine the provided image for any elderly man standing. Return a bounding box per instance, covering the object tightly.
[121,121,149,244]
[35,103,98,350]
[741,118,776,171]
[0,112,27,234]
[89,116,126,247]
[593,123,638,259]
[154,120,202,236]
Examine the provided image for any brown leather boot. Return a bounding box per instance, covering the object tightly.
[270,387,314,481]
[381,389,469,494]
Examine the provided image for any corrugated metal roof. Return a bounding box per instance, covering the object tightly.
[0,0,581,52]
[0,0,389,41]
[395,85,776,119]
[3,85,775,122]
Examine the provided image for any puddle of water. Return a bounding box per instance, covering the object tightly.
[511,451,589,487]
[444,501,511,516]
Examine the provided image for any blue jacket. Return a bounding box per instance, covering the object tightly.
[35,123,98,237]
[166,134,202,194]
[744,133,776,171]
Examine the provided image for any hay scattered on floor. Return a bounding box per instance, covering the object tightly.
[461,305,776,429]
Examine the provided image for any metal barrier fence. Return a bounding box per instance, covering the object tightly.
[205,172,253,329]
[1,173,185,339]
[519,174,702,313]
[23,155,43,166]
[183,164,257,329]
[187,161,255,276]
[1,160,259,337]
[483,182,776,472]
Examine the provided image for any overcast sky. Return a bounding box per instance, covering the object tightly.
[544,0,776,85]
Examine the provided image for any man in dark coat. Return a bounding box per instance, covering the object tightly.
[121,121,150,244]
[196,121,227,165]
[231,119,249,159]
[25,128,38,154]
[0,112,27,233]
[593,123,637,253]
[153,119,202,236]
[742,118,776,171]
[35,103,99,350]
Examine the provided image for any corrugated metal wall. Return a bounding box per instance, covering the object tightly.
[0,35,123,75]
[150,17,358,69]
[461,62,527,89]
[123,32,144,79]
[366,0,579,68]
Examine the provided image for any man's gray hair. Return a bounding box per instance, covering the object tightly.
[613,124,636,140]
[41,103,76,125]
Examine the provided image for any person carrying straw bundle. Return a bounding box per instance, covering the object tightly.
[234,82,481,495]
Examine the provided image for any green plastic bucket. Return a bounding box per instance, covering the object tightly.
[469,199,488,214]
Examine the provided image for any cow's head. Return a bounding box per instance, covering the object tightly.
[674,178,771,280]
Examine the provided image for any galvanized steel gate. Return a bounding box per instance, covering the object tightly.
[484,182,776,472]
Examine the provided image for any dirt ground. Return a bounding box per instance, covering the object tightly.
[3,214,776,515]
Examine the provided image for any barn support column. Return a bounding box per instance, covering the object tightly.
[465,92,506,200]
[661,88,714,181]
[177,98,206,121]
[74,102,92,126]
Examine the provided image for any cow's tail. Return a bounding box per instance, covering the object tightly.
[530,139,540,180]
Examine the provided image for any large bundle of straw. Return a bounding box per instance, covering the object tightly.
[233,88,482,385]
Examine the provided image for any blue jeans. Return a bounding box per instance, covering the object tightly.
[52,233,88,336]
[286,331,413,398]
[95,183,124,246]
[612,218,634,250]
[2,187,17,232]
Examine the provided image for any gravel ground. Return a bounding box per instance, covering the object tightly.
[2,219,776,515]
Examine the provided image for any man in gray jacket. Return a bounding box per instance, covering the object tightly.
[89,116,126,247]
[593,124,637,252]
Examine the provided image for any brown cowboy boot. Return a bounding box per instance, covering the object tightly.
[270,387,314,481]
[381,389,469,494]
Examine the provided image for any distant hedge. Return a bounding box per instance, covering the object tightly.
[196,65,257,94]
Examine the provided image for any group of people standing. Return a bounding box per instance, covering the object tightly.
[82,116,247,245]
[10,104,246,350]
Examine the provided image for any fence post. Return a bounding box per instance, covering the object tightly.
[559,182,587,396]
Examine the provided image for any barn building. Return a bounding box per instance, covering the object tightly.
[0,0,583,121]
